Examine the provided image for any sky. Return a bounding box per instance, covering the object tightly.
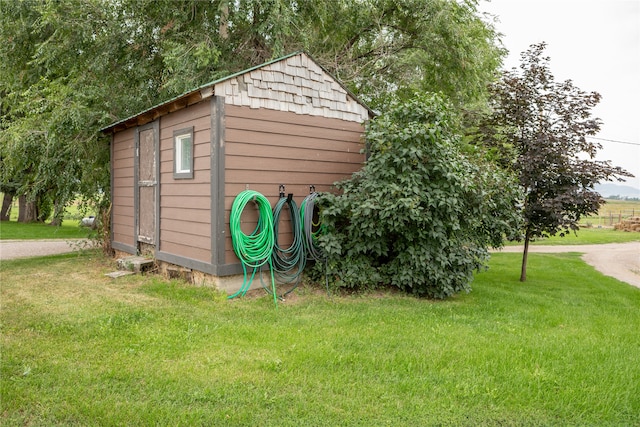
[478,0,640,189]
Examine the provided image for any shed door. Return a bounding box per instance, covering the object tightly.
[137,126,157,245]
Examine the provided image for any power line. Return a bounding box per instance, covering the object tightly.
[587,136,640,147]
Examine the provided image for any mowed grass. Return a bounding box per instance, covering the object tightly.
[1,251,639,426]
[0,220,91,240]
[519,227,640,246]
[1,195,93,240]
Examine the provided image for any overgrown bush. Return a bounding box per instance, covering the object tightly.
[318,93,521,298]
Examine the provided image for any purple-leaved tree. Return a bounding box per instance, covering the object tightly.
[480,42,633,281]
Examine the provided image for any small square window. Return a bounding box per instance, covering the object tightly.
[173,127,194,179]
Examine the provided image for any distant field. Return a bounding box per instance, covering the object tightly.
[600,199,640,212]
[502,226,639,246]
[584,198,640,227]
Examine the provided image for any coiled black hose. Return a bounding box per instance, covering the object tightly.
[300,192,330,296]
[269,195,306,297]
[300,192,324,261]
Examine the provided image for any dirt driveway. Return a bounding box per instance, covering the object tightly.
[497,242,640,289]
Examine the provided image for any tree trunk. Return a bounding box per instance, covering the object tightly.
[520,232,530,282]
[219,0,229,39]
[18,195,39,223]
[0,192,13,221]
[18,195,26,222]
[49,199,63,226]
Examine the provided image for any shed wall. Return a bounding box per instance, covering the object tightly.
[222,105,365,266]
[158,100,213,263]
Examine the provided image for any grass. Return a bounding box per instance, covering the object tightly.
[0,220,91,240]
[1,194,93,240]
[508,227,640,246]
[1,251,639,426]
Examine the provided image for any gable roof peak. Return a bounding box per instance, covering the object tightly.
[101,51,372,134]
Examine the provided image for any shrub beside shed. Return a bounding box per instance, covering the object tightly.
[101,52,372,291]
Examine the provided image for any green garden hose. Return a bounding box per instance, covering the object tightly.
[300,192,330,296]
[269,195,306,297]
[300,192,324,261]
[228,190,277,305]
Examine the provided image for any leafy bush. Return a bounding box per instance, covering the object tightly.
[318,93,521,298]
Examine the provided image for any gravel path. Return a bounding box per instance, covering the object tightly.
[496,241,640,288]
[0,239,92,260]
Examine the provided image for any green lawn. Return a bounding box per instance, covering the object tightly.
[1,194,93,240]
[1,251,638,426]
[514,227,640,246]
[0,220,91,240]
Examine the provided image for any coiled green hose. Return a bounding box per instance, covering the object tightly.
[228,190,276,303]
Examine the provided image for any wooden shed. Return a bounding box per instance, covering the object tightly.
[101,52,372,289]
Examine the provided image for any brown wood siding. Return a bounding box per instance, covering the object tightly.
[160,241,212,264]
[111,128,135,248]
[158,100,212,263]
[223,105,365,265]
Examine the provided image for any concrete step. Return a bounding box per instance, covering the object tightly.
[116,256,154,273]
[104,270,135,279]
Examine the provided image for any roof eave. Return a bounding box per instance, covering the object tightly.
[100,52,305,134]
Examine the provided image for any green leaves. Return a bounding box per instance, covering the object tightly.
[318,93,521,298]
[1,0,504,231]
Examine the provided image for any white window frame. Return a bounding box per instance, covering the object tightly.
[173,127,194,179]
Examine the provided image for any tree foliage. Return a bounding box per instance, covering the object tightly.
[475,43,633,281]
[318,93,522,298]
[112,0,503,108]
[1,0,130,223]
[0,0,503,234]
[299,0,505,108]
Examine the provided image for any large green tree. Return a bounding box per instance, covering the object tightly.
[0,0,503,227]
[0,0,142,223]
[103,0,504,108]
[476,43,633,281]
[298,0,505,108]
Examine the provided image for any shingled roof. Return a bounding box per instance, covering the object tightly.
[101,51,373,134]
